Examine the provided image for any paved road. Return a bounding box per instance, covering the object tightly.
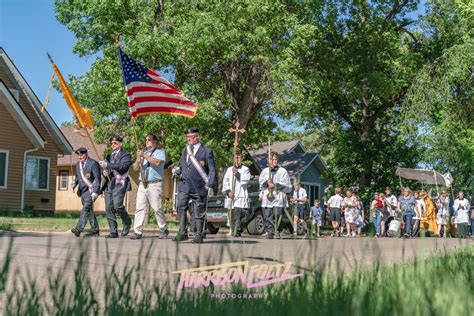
[0,230,472,310]
[1,232,471,280]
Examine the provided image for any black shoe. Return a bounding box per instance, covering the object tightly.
[84,231,100,236]
[105,233,119,238]
[130,233,142,240]
[71,228,81,237]
[191,237,203,244]
[172,234,189,242]
[121,225,131,237]
[159,228,169,239]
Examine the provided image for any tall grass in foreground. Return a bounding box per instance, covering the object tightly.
[0,237,472,315]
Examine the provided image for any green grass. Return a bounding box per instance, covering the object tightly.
[0,215,179,232]
[0,234,472,315]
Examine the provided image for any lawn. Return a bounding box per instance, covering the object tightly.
[0,214,179,232]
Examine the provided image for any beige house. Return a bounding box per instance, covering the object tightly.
[0,48,73,213]
[56,127,174,214]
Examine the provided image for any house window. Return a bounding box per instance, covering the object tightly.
[26,156,50,191]
[59,171,69,190]
[0,150,8,188]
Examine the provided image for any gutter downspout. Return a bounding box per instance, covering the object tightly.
[21,148,39,212]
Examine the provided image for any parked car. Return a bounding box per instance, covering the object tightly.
[205,179,305,235]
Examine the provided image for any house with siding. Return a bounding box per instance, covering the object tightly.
[0,48,72,213]
[248,140,328,203]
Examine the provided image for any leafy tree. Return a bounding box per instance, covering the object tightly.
[403,0,474,192]
[54,0,308,166]
[284,0,424,195]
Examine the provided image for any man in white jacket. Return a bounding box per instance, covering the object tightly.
[222,151,251,237]
[259,152,292,239]
[453,191,470,238]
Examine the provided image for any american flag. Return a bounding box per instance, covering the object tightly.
[118,48,198,118]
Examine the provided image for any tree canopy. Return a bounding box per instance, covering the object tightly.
[55,0,474,193]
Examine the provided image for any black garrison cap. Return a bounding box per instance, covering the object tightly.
[74,147,88,154]
[109,135,123,142]
[184,127,199,135]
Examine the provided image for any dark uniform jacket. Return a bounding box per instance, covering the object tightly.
[178,144,216,196]
[103,150,132,193]
[73,158,101,195]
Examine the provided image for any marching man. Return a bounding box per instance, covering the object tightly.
[222,151,251,237]
[453,191,470,238]
[173,128,216,244]
[71,147,101,237]
[259,152,292,239]
[99,135,133,238]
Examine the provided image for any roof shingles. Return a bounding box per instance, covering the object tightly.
[57,127,106,166]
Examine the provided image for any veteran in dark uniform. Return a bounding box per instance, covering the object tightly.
[99,135,133,238]
[71,147,101,237]
[172,128,216,244]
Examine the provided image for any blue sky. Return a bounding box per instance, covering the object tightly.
[0,0,93,126]
[0,0,427,128]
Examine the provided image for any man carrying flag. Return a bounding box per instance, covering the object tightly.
[99,135,133,238]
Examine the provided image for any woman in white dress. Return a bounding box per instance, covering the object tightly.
[436,189,450,237]
[343,190,357,237]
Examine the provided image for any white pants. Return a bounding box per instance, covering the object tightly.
[134,182,167,234]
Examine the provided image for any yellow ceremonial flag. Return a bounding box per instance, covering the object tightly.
[47,53,94,130]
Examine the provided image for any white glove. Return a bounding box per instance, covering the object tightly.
[91,193,98,202]
[172,166,181,177]
[99,160,108,168]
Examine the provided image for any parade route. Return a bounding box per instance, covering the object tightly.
[1,231,471,287]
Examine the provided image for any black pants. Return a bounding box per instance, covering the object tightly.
[75,191,99,233]
[231,207,247,236]
[177,191,207,239]
[104,190,131,234]
[263,207,283,238]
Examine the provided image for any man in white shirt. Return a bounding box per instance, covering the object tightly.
[292,180,308,236]
[327,188,344,236]
[259,152,292,239]
[222,151,251,237]
[453,191,470,238]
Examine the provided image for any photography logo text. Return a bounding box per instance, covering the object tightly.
[172,261,303,289]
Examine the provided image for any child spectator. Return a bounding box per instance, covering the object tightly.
[310,199,323,237]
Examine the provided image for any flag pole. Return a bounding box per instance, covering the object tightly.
[84,127,102,159]
[112,36,147,184]
[47,53,102,160]
[228,120,246,237]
